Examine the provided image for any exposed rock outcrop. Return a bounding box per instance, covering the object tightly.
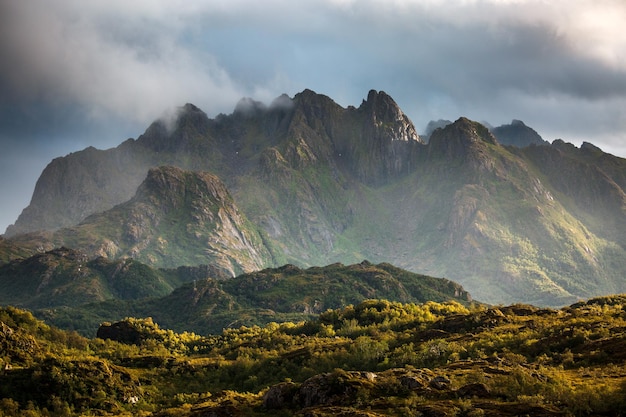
[96,321,144,345]
[491,119,549,148]
[9,166,275,275]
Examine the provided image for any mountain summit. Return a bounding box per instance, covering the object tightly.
[10,166,275,276]
[491,119,549,147]
[4,89,626,306]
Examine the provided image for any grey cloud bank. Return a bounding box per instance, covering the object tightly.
[1,0,625,232]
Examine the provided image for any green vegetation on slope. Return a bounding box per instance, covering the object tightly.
[9,166,276,276]
[3,295,626,416]
[34,260,470,336]
[6,93,626,307]
[0,247,206,310]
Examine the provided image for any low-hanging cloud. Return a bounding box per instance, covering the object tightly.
[0,1,251,125]
[2,0,625,125]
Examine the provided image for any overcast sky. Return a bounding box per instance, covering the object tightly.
[1,0,625,233]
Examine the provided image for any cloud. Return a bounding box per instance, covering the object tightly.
[1,0,626,231]
[2,0,625,122]
[0,1,256,126]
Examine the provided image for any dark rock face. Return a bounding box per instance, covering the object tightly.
[285,88,422,185]
[400,374,428,390]
[5,145,151,236]
[437,309,509,333]
[491,119,549,148]
[96,321,143,345]
[297,373,347,408]
[262,382,299,409]
[429,375,451,390]
[427,117,497,161]
[456,382,490,398]
[295,371,375,408]
[349,90,423,184]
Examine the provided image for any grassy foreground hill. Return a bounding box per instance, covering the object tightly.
[2,296,626,416]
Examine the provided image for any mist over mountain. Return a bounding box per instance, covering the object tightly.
[491,119,550,148]
[423,119,452,141]
[3,89,626,306]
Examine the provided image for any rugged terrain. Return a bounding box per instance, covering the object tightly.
[0,252,469,336]
[9,166,277,276]
[2,295,626,416]
[3,89,626,305]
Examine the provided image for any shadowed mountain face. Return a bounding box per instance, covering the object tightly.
[490,119,549,148]
[0,247,180,309]
[9,166,276,277]
[5,90,421,237]
[4,89,626,306]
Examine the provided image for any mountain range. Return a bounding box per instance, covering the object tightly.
[3,89,626,306]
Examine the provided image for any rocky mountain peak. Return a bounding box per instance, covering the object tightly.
[234,97,268,117]
[115,166,273,274]
[286,89,345,137]
[182,103,202,113]
[491,119,548,148]
[359,90,421,143]
[136,102,212,154]
[581,141,603,154]
[135,165,229,210]
[175,103,209,127]
[428,117,497,160]
[292,89,340,117]
[270,93,293,108]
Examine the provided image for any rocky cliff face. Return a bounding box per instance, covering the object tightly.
[4,89,626,306]
[427,117,497,163]
[491,119,549,148]
[331,89,423,184]
[5,144,152,236]
[10,166,275,276]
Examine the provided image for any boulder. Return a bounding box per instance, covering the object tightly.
[429,375,451,390]
[262,381,299,409]
[456,383,490,398]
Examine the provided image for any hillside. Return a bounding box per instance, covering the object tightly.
[4,89,626,305]
[9,166,278,276]
[29,260,471,336]
[0,236,34,264]
[2,296,626,416]
[0,246,230,311]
